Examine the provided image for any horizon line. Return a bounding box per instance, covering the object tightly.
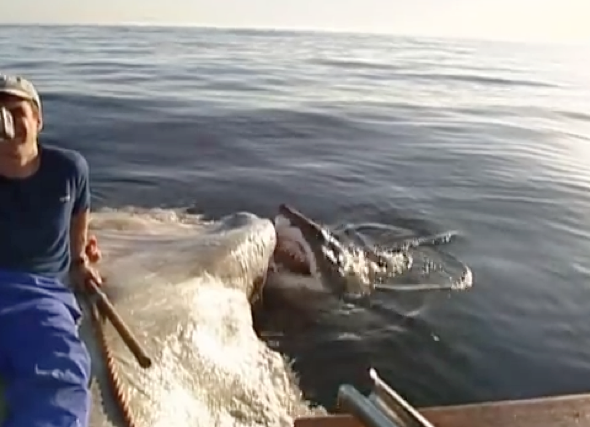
[0,22,587,46]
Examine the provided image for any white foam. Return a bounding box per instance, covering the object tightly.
[86,208,323,427]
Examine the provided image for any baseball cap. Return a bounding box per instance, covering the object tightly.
[0,74,42,114]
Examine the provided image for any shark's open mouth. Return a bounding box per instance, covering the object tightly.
[270,214,318,277]
[268,205,364,299]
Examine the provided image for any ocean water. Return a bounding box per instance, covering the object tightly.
[2,24,590,423]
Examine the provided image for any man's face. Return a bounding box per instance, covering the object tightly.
[0,95,41,151]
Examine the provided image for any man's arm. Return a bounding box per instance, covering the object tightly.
[70,209,90,264]
[70,153,91,265]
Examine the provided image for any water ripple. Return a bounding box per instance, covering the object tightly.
[2,24,590,410]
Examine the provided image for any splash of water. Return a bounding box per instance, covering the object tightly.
[84,207,324,427]
[326,223,473,298]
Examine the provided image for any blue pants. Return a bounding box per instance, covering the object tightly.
[0,270,91,427]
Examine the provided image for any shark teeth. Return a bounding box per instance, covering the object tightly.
[273,214,318,276]
[277,243,307,265]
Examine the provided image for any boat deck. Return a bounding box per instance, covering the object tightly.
[295,393,590,427]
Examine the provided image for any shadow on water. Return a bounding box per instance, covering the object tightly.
[252,285,481,411]
[252,287,376,411]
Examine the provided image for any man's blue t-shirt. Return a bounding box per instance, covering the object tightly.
[0,144,91,282]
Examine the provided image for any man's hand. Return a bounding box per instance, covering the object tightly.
[71,235,103,291]
[71,259,103,291]
[85,235,102,264]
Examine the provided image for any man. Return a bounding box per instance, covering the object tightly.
[0,74,101,427]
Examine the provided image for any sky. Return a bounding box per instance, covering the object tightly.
[2,0,589,43]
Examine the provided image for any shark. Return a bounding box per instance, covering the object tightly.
[73,203,468,427]
[267,204,414,302]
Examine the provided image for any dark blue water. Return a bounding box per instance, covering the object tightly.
[3,24,590,410]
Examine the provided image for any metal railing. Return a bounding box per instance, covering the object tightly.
[337,368,436,427]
